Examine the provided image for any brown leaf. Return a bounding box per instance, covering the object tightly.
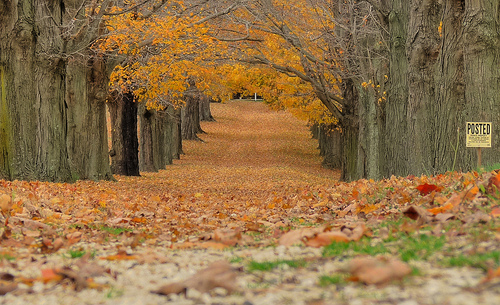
[278,227,322,246]
[349,223,368,241]
[213,228,242,246]
[153,261,239,295]
[348,257,412,285]
[0,283,17,295]
[154,282,187,295]
[57,267,88,291]
[0,194,12,217]
[402,205,431,222]
[303,231,350,248]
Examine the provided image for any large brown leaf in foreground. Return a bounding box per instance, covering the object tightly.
[348,257,412,286]
[153,261,239,295]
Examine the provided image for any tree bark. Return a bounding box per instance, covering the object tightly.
[181,84,203,140]
[318,125,342,169]
[108,92,140,176]
[386,0,410,177]
[0,0,73,182]
[341,80,361,182]
[461,0,500,168]
[138,105,177,172]
[199,94,215,122]
[173,107,183,158]
[66,54,114,181]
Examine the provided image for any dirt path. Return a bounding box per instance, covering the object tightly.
[171,100,338,188]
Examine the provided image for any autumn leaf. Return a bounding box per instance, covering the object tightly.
[416,183,441,196]
[100,250,137,261]
[347,257,412,286]
[427,193,462,215]
[0,283,17,295]
[0,194,12,218]
[303,231,350,247]
[153,261,239,295]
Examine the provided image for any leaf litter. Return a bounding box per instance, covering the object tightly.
[0,101,499,304]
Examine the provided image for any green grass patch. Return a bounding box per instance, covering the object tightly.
[399,234,445,262]
[322,237,389,257]
[67,249,87,259]
[65,249,96,259]
[247,259,306,272]
[318,274,346,286]
[230,256,244,263]
[444,251,500,271]
[99,226,132,235]
[105,287,124,299]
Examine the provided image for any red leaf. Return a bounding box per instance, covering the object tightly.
[416,183,441,195]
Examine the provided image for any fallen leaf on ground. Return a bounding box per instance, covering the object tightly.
[428,193,462,215]
[402,205,431,222]
[213,228,242,246]
[100,250,137,261]
[0,283,17,295]
[348,256,412,285]
[304,231,350,247]
[0,194,12,217]
[153,260,239,295]
[278,227,322,246]
[416,183,441,195]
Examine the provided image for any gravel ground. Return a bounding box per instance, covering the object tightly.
[2,243,499,305]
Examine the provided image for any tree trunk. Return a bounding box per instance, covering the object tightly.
[341,80,361,182]
[174,107,183,157]
[139,104,157,172]
[461,0,500,168]
[318,125,342,169]
[0,0,72,182]
[199,94,215,122]
[66,54,114,181]
[386,0,500,176]
[357,85,384,180]
[108,92,140,176]
[386,0,410,177]
[157,106,176,167]
[138,104,177,172]
[181,85,203,140]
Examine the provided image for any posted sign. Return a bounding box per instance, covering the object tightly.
[466,122,492,148]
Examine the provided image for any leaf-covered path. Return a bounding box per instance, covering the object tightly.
[1,101,500,304]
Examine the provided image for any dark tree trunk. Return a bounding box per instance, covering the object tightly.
[108,92,140,176]
[139,104,157,172]
[138,105,177,172]
[181,85,203,140]
[174,107,183,157]
[318,125,342,169]
[341,80,361,182]
[0,0,72,182]
[66,54,114,181]
[199,94,215,122]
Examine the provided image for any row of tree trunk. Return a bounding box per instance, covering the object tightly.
[328,0,500,181]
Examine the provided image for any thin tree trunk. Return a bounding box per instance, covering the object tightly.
[139,104,157,172]
[109,92,140,176]
[199,94,215,122]
[181,85,203,140]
